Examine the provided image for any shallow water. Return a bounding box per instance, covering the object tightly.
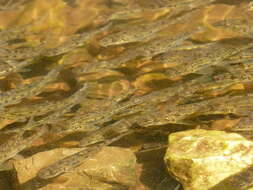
[0,0,253,189]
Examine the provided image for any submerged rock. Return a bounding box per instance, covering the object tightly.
[164,129,253,190]
[80,146,137,187]
[38,147,137,190]
[14,146,137,190]
[13,148,83,184]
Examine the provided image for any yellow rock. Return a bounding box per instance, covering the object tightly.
[164,129,253,190]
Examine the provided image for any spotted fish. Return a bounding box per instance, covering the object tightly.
[165,40,253,79]
[2,84,89,134]
[84,25,205,73]
[0,59,33,78]
[37,124,133,179]
[0,64,63,108]
[0,124,48,166]
[53,88,136,135]
[44,23,113,57]
[213,18,253,38]
[0,86,89,131]
[99,0,215,46]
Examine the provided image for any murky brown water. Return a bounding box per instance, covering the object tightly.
[0,0,253,189]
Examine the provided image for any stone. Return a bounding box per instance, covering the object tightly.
[13,148,83,184]
[39,147,137,190]
[14,146,137,190]
[164,129,253,190]
[80,146,138,187]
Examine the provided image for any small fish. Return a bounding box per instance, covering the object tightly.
[0,86,89,131]
[44,23,112,57]
[3,84,89,133]
[0,59,33,78]
[0,101,55,129]
[102,80,200,119]
[106,7,171,22]
[226,61,253,83]
[231,115,253,132]
[152,42,214,64]
[0,64,63,107]
[0,27,26,46]
[165,41,253,79]
[162,0,216,10]
[85,25,205,73]
[0,124,48,165]
[36,84,88,123]
[135,101,204,126]
[99,19,169,47]
[213,97,253,131]
[53,88,136,135]
[0,60,14,77]
[0,0,29,11]
[52,113,100,135]
[79,119,133,147]
[163,0,207,6]
[99,0,214,47]
[67,81,198,129]
[192,96,251,116]
[0,14,47,46]
[0,46,44,60]
[37,127,132,179]
[224,47,253,64]
[136,94,249,127]
[179,61,253,104]
[213,18,253,37]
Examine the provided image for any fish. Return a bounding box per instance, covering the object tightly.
[2,84,89,133]
[0,64,63,108]
[0,60,15,78]
[99,0,215,47]
[79,119,133,147]
[231,116,253,132]
[0,59,33,78]
[106,7,171,22]
[0,94,88,131]
[135,94,253,127]
[0,27,27,47]
[178,60,253,104]
[135,101,206,126]
[0,0,29,11]
[35,84,89,125]
[162,0,211,7]
[0,46,44,60]
[37,125,133,179]
[152,42,214,64]
[223,47,253,64]
[84,25,205,73]
[213,18,253,38]
[53,88,136,135]
[99,19,170,47]
[193,95,253,115]
[165,40,253,79]
[0,124,49,166]
[223,100,253,131]
[44,23,113,57]
[52,112,101,135]
[59,81,200,131]
[0,14,47,47]
[0,101,57,129]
